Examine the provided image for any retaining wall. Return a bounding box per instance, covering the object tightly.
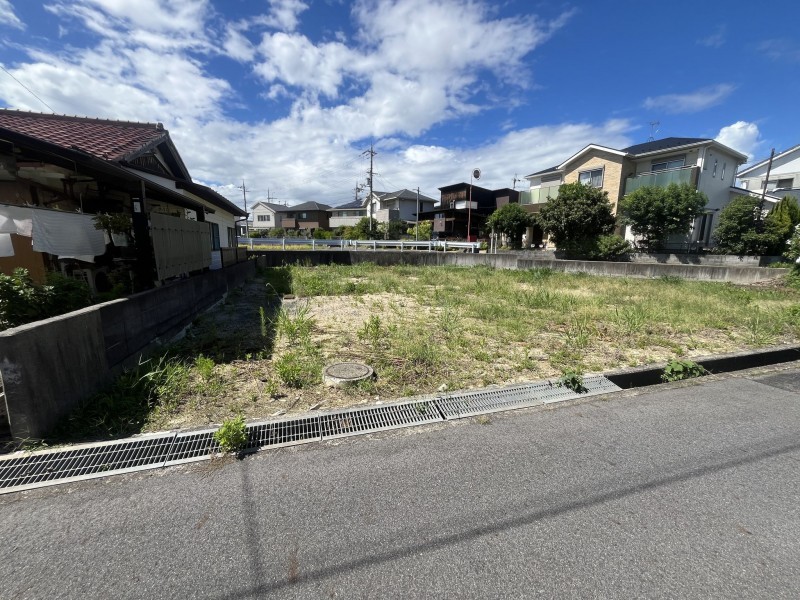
[0,260,256,441]
[252,250,788,284]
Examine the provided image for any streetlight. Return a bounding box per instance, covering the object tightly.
[468,168,481,241]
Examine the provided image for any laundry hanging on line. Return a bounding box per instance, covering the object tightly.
[0,204,33,237]
[31,210,107,258]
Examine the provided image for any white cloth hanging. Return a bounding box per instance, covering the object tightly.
[0,205,33,237]
[31,210,107,257]
[0,233,14,257]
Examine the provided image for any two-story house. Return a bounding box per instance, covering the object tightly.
[417,183,509,240]
[364,189,437,224]
[737,144,800,200]
[275,201,331,232]
[524,137,749,249]
[328,199,368,228]
[250,201,285,231]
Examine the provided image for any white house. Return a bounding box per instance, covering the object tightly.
[250,201,285,231]
[737,144,800,200]
[364,189,437,224]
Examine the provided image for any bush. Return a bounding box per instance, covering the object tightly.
[537,182,616,245]
[619,183,708,250]
[486,203,534,249]
[407,221,432,240]
[0,268,92,330]
[349,217,381,240]
[786,224,800,261]
[558,235,631,260]
[214,415,248,453]
[312,229,333,239]
[557,369,587,393]
[662,359,707,382]
[712,196,785,255]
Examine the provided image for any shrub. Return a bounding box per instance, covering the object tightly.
[214,415,248,453]
[486,203,534,249]
[619,183,708,251]
[662,359,707,382]
[407,221,432,240]
[557,368,588,393]
[559,234,631,260]
[312,229,333,239]
[712,196,785,255]
[0,268,92,330]
[537,182,616,246]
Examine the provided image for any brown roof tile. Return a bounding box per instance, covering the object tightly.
[0,109,168,162]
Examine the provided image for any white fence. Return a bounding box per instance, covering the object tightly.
[238,237,480,252]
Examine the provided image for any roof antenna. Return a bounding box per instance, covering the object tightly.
[512,173,521,190]
[648,121,660,142]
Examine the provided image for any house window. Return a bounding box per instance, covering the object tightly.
[210,222,220,250]
[257,214,270,222]
[578,168,604,188]
[721,162,726,180]
[227,227,236,246]
[299,212,307,219]
[712,160,717,178]
[651,157,685,171]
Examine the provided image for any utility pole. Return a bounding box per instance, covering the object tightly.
[363,143,376,234]
[416,187,420,240]
[238,179,249,237]
[757,148,776,230]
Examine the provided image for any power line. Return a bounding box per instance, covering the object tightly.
[0,65,55,113]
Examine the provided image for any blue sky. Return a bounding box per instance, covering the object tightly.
[1,0,798,209]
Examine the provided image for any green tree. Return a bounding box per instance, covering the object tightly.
[619,183,708,250]
[537,182,616,246]
[407,221,432,240]
[486,203,534,249]
[712,195,784,255]
[349,217,380,240]
[379,219,406,239]
[764,196,800,247]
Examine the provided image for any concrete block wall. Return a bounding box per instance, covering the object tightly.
[252,250,787,283]
[0,260,255,441]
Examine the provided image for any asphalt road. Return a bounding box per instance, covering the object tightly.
[1,366,799,599]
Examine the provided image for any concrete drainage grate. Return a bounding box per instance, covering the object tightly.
[436,375,621,419]
[246,416,321,450]
[319,400,440,439]
[0,376,621,494]
[164,430,220,466]
[0,434,175,493]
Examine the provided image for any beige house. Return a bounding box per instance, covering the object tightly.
[524,137,749,249]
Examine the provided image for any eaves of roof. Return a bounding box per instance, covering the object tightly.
[737,143,800,177]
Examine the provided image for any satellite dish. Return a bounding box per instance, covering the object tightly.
[472,168,481,180]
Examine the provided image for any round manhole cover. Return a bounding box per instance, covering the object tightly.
[323,362,374,387]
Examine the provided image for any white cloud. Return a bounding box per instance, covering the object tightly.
[698,25,726,48]
[254,0,309,32]
[0,0,602,209]
[757,38,800,63]
[0,0,25,29]
[715,121,762,160]
[222,24,256,62]
[0,0,24,29]
[644,83,735,114]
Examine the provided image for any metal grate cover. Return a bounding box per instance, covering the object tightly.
[319,400,440,440]
[246,416,321,450]
[436,375,621,419]
[0,376,621,494]
[164,429,220,466]
[0,434,175,493]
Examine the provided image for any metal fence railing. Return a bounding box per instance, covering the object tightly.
[238,237,481,252]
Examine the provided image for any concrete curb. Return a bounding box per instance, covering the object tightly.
[605,344,800,389]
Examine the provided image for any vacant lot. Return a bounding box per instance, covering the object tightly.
[53,263,800,443]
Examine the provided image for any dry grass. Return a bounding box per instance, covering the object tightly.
[55,263,800,442]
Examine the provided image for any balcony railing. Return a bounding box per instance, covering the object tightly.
[519,186,560,205]
[624,166,698,195]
